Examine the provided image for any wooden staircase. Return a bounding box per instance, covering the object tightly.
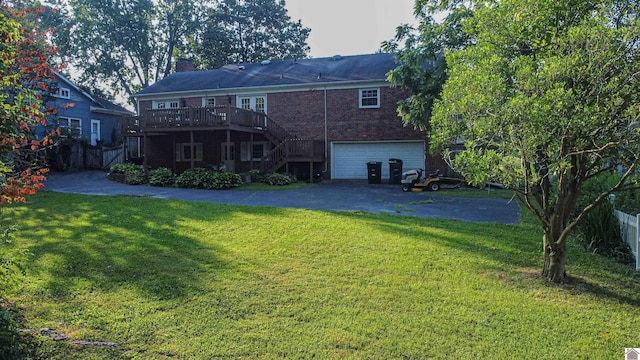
[261,117,324,174]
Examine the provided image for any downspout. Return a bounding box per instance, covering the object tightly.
[323,87,328,174]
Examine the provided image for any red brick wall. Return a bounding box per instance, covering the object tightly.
[137,86,435,177]
[267,86,427,177]
[267,86,422,141]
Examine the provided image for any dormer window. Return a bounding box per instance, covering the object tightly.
[58,87,70,99]
[359,88,380,109]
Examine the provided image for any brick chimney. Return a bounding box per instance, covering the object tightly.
[175,58,196,72]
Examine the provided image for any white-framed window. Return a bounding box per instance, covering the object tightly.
[153,100,181,109]
[58,117,82,137]
[176,143,203,162]
[203,97,216,107]
[237,95,267,113]
[57,87,70,99]
[240,141,269,161]
[221,143,235,161]
[359,88,380,109]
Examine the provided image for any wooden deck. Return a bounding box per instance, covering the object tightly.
[122,105,325,173]
[123,105,268,134]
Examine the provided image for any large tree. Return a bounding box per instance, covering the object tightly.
[197,0,310,69]
[0,5,57,204]
[45,0,207,98]
[426,0,640,282]
[383,2,473,131]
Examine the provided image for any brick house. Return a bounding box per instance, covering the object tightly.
[127,53,433,180]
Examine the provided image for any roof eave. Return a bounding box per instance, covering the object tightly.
[132,79,392,100]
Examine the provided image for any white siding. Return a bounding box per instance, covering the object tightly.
[331,141,425,180]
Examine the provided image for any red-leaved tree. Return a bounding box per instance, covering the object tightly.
[0,5,59,204]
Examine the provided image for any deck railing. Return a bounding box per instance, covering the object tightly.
[261,139,324,172]
[123,105,268,132]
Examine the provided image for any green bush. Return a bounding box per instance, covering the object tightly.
[214,171,244,189]
[575,172,634,263]
[176,169,243,190]
[264,173,297,186]
[109,163,147,185]
[176,168,211,189]
[613,174,640,215]
[109,163,141,174]
[124,169,146,185]
[0,300,35,359]
[149,167,175,187]
[246,169,264,183]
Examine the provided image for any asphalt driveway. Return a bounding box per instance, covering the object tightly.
[44,171,520,224]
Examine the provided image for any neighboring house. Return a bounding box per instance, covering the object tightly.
[43,73,133,146]
[127,53,437,180]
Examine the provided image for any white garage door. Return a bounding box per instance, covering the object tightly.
[332,141,425,180]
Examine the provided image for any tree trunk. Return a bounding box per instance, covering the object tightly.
[542,232,567,283]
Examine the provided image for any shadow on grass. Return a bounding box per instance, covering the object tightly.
[328,210,640,307]
[10,191,639,308]
[8,192,289,301]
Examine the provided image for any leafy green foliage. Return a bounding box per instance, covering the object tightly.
[197,0,310,69]
[577,200,633,263]
[425,0,640,282]
[613,175,640,215]
[0,300,33,360]
[175,168,242,190]
[245,169,264,183]
[149,167,175,187]
[46,0,207,98]
[263,173,296,186]
[109,163,141,175]
[383,3,473,130]
[109,163,146,185]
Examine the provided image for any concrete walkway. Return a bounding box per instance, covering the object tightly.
[44,170,521,224]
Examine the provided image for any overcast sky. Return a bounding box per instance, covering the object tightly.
[284,0,419,58]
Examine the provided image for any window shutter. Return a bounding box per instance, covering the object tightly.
[175,143,181,161]
[240,142,249,161]
[195,144,203,161]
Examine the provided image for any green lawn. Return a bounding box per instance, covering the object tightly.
[4,191,639,359]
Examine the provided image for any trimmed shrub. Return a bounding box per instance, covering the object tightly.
[109,163,147,185]
[124,169,146,185]
[264,173,297,186]
[175,168,243,190]
[176,168,211,189]
[149,167,175,187]
[214,171,244,190]
[109,163,141,175]
[246,169,265,183]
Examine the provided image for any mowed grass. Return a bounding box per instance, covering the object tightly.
[4,191,640,359]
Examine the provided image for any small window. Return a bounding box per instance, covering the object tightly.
[240,141,269,161]
[152,100,181,109]
[58,87,70,99]
[58,117,82,137]
[255,97,265,113]
[359,88,380,108]
[240,98,251,110]
[175,143,202,162]
[204,97,216,107]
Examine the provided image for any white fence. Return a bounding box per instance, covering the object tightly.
[615,210,640,270]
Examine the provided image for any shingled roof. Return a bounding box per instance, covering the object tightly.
[134,53,398,97]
